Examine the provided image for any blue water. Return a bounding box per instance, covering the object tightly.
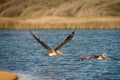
[0,30,120,80]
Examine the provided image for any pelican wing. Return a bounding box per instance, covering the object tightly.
[54,31,75,51]
[29,31,52,51]
[107,56,120,60]
[77,55,97,61]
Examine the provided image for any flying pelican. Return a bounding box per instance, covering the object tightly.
[77,53,120,61]
[30,31,75,56]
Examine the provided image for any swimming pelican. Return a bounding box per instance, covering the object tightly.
[77,53,119,61]
[30,31,75,56]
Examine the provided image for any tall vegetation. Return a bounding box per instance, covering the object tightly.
[0,17,119,30]
[0,0,120,17]
[0,0,120,30]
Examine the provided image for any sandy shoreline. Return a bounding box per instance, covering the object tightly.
[0,70,18,80]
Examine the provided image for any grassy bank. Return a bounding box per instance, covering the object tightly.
[0,17,120,30]
[0,0,120,17]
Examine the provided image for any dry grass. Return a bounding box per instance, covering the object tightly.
[0,17,120,30]
[0,0,120,17]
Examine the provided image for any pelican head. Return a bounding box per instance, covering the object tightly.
[101,53,108,58]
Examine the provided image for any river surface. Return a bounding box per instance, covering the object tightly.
[0,30,120,80]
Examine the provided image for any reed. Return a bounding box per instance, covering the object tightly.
[0,17,120,30]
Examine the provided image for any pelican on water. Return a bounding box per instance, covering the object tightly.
[77,53,119,61]
[30,31,75,56]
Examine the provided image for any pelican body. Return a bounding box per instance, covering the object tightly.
[77,53,119,61]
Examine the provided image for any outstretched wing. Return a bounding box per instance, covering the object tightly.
[77,55,97,61]
[29,31,52,51]
[107,56,120,60]
[54,31,75,51]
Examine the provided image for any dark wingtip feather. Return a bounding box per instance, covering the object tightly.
[108,56,120,61]
[72,31,75,34]
[75,58,84,61]
[29,30,34,36]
